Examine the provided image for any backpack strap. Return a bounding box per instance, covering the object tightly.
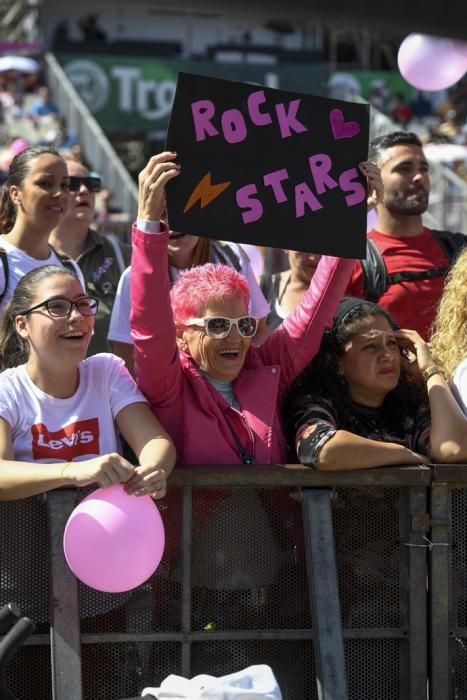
[259,274,271,299]
[259,273,281,306]
[387,230,467,285]
[47,243,73,269]
[0,248,9,306]
[0,246,86,308]
[48,244,83,281]
[360,239,389,302]
[59,256,77,273]
[387,267,450,284]
[360,229,467,302]
[215,242,242,272]
[431,229,467,264]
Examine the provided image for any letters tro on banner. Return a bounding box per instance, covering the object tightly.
[165,72,370,259]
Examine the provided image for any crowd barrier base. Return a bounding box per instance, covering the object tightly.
[1,464,463,699]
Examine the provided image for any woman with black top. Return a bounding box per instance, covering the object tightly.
[284,297,467,470]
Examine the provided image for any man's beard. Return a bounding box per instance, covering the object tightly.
[384,188,429,216]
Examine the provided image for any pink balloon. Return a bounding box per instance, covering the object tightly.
[398,34,467,91]
[63,484,165,592]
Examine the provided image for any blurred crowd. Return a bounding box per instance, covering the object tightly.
[329,72,467,183]
[0,63,125,225]
[369,77,467,181]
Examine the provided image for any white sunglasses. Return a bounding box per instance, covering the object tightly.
[184,316,259,339]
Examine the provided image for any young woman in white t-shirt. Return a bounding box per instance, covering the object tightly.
[0,264,176,500]
[0,145,84,315]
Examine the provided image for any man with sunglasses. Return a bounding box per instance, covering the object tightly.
[49,157,130,355]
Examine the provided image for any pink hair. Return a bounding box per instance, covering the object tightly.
[170,263,250,325]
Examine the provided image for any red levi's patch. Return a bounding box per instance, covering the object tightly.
[31,418,100,460]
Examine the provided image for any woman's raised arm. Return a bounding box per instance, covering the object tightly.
[130,153,183,411]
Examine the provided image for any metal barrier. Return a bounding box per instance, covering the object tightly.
[0,463,456,699]
[431,465,467,700]
[43,52,138,221]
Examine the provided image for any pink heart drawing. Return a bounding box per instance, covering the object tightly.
[330,109,360,139]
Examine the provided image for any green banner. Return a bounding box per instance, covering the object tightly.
[58,53,329,134]
[58,53,415,135]
[349,70,414,102]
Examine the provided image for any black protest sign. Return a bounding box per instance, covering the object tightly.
[166,72,369,258]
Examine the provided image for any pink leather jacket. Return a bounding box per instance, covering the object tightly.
[131,226,354,465]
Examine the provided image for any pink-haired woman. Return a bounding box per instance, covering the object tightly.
[130,153,381,465]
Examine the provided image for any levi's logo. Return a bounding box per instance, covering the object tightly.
[31,418,100,460]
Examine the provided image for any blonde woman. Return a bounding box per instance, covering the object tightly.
[431,248,467,414]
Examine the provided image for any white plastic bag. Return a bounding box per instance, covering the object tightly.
[142,664,282,699]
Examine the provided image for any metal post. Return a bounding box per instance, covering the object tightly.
[302,488,348,700]
[430,484,451,700]
[181,486,193,678]
[47,490,83,700]
[400,486,429,699]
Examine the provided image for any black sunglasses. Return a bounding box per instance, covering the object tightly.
[68,176,101,193]
[20,296,99,318]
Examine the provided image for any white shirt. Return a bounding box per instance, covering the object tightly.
[452,358,467,415]
[0,238,85,315]
[0,353,146,463]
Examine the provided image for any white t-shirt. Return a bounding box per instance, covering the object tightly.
[452,358,467,415]
[107,241,270,345]
[0,353,146,463]
[0,237,85,316]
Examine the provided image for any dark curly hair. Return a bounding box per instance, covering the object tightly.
[283,299,426,454]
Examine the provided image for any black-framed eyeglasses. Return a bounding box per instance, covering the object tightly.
[68,176,101,193]
[185,315,258,339]
[20,296,99,318]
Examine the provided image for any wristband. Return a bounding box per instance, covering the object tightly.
[422,365,445,383]
[136,218,161,234]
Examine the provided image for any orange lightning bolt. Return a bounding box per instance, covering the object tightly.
[184,172,231,213]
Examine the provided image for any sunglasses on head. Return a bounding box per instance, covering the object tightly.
[185,316,259,339]
[68,176,101,193]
